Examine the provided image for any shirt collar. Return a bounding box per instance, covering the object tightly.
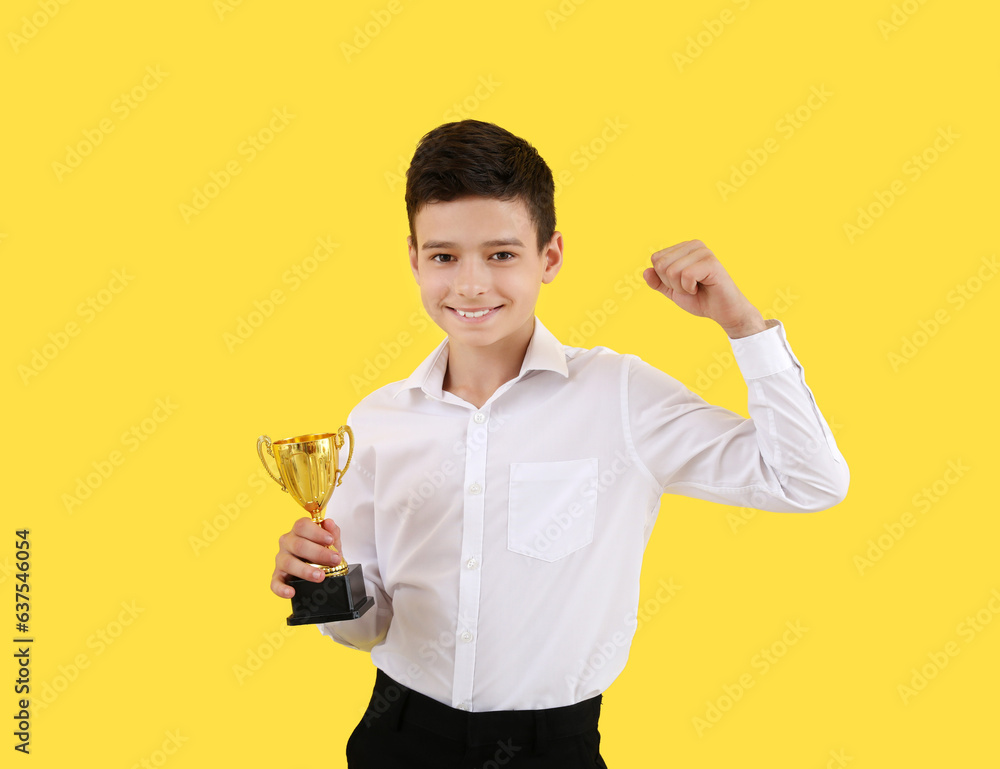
[393,315,569,401]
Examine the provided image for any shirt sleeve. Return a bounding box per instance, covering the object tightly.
[317,408,393,651]
[624,319,849,512]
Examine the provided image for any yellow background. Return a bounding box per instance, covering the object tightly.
[3,0,998,766]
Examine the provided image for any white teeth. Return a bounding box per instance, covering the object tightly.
[454,307,494,318]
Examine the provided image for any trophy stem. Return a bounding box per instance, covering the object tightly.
[311,510,349,577]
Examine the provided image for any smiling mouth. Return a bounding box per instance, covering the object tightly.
[448,305,502,319]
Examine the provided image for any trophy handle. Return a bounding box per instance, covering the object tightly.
[335,425,354,487]
[256,435,287,492]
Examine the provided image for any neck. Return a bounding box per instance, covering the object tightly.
[442,316,535,408]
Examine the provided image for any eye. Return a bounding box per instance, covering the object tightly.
[430,252,515,263]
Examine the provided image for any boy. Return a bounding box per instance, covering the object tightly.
[270,119,849,768]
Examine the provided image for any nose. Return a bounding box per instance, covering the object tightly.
[454,256,488,297]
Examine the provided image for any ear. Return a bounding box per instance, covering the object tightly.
[408,235,420,283]
[540,231,563,284]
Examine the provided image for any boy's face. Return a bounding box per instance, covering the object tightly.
[408,195,562,349]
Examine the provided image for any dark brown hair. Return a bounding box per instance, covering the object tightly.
[405,120,556,254]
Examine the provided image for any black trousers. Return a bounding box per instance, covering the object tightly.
[346,668,609,768]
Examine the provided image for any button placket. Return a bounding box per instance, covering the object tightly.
[452,407,490,709]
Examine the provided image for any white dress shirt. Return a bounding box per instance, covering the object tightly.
[319,315,849,711]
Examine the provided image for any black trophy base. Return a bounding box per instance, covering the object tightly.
[286,562,375,625]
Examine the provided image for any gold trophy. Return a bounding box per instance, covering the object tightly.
[257,428,374,625]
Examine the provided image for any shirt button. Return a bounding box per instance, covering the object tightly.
[473,412,486,423]
[457,702,469,711]
[466,557,479,570]
[460,630,473,643]
[468,482,482,495]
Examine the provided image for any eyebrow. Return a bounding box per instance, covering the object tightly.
[420,238,526,251]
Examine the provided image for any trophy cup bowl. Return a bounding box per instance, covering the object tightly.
[258,428,374,625]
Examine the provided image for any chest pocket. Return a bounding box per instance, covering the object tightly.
[507,458,599,562]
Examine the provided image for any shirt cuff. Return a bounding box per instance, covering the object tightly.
[728,318,796,379]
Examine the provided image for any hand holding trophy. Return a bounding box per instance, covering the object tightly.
[258,428,374,625]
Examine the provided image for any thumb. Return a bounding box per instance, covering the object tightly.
[322,518,343,554]
[643,267,674,299]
